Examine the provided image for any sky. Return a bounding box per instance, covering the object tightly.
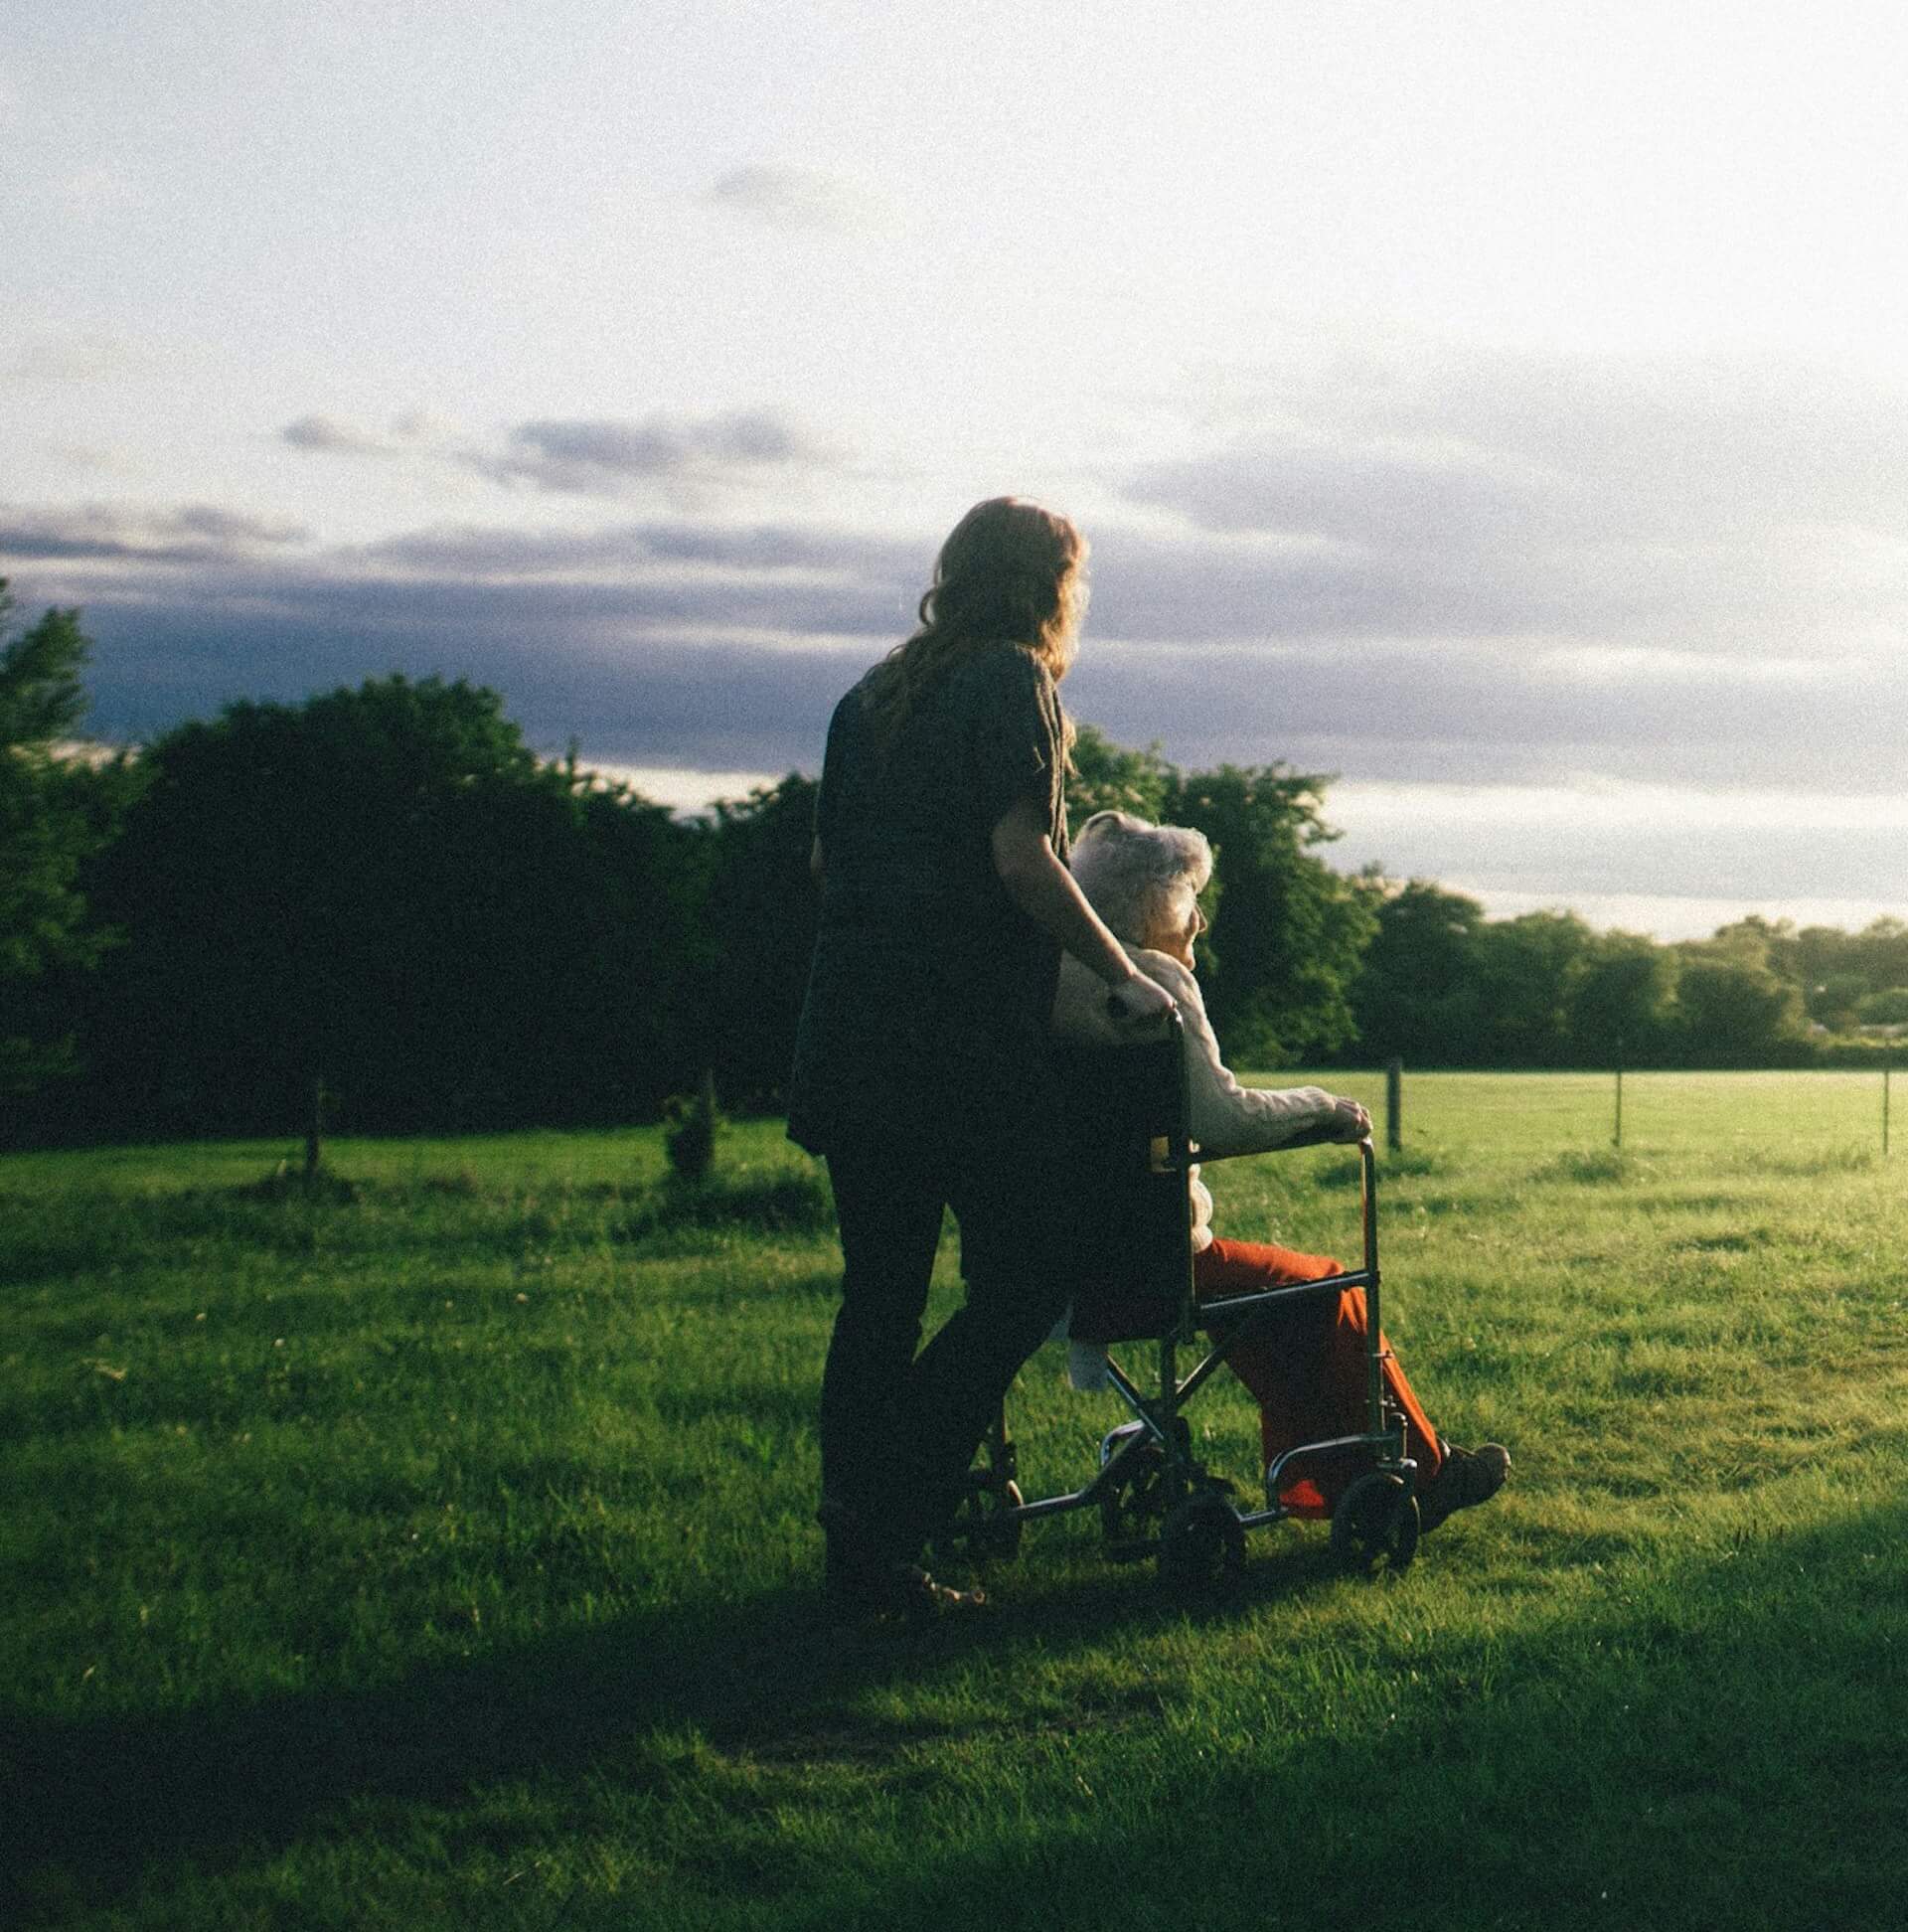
[6,0,1908,940]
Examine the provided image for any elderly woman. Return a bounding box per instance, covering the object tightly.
[1052,810,1508,1531]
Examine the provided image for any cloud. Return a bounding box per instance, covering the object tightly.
[1124,344,1908,659]
[1062,630,1904,798]
[279,410,462,456]
[355,517,916,584]
[276,404,837,503]
[51,574,863,772]
[5,441,1906,936]
[1320,779,1908,916]
[0,502,309,564]
[472,409,835,498]
[703,164,881,233]
[10,498,1903,810]
[6,330,140,384]
[14,328,1908,929]
[280,413,397,456]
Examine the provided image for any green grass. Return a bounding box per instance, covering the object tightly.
[4,1075,1907,1929]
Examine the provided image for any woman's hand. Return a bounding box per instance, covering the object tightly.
[1105,969,1177,1027]
[1327,1096,1372,1142]
[992,798,1173,1001]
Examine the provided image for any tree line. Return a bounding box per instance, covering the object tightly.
[4,588,1904,1147]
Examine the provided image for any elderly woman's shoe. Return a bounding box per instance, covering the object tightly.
[1417,1441,1510,1533]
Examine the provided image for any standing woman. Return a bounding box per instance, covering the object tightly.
[788,498,1175,1616]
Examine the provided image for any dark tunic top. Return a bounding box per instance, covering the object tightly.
[786,643,1069,1159]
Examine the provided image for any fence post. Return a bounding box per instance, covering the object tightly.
[305,1072,326,1179]
[1385,1056,1402,1153]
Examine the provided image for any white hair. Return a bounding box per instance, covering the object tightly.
[1069,810,1213,947]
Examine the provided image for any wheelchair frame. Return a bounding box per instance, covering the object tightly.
[945,1014,1422,1585]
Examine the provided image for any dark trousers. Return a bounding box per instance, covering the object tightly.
[819,1134,1073,1567]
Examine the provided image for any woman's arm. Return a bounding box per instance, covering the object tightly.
[991,797,1176,1020]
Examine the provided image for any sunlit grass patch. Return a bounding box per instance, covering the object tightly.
[1529,1147,1635,1185]
[5,1083,1908,1927]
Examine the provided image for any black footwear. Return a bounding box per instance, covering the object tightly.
[819,1497,986,1621]
[1418,1441,1510,1533]
[825,1557,987,1623]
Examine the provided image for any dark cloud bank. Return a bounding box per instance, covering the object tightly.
[10,342,1908,872]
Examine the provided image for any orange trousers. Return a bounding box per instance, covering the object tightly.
[1192,1236,1445,1518]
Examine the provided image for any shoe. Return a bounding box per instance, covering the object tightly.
[1417,1441,1510,1533]
[824,1557,987,1623]
[819,1497,986,1621]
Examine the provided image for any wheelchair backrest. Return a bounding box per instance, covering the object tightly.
[1054,1016,1197,1342]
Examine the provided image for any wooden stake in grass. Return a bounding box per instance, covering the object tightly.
[1614,1063,1624,1150]
[664,1070,722,1185]
[305,1073,327,1179]
[1385,1057,1402,1152]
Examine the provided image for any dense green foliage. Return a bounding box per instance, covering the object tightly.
[5,612,1906,1149]
[1348,886,1904,1070]
[7,675,1362,1141]
[4,1084,1906,1926]
[0,584,144,1096]
[56,675,722,1137]
[13,663,823,1142]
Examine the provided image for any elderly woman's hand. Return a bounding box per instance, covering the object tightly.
[1328,1096,1372,1142]
[1105,968,1177,1027]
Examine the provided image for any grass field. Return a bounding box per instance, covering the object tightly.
[5,1073,1907,1929]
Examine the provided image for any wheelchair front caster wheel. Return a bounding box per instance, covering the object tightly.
[1158,1492,1245,1593]
[1101,1438,1170,1558]
[1331,1472,1420,1576]
[935,1477,1025,1564]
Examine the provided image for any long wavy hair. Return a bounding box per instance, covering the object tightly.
[862,497,1087,751]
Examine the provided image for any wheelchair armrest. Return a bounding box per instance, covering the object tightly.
[1273,1120,1364,1153]
[1195,1121,1363,1162]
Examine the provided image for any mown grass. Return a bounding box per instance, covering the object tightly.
[4,1075,1907,1929]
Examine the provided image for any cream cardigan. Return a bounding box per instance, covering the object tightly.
[1050,947,1341,1254]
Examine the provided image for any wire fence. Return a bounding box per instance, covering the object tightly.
[1281,1065,1900,1165]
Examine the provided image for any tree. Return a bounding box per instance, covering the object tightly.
[0,585,142,1096]
[1851,918,1908,997]
[1712,914,1801,985]
[1065,724,1176,838]
[1566,929,1678,1064]
[1853,987,1908,1028]
[1809,971,1870,1033]
[1468,911,1597,1065]
[79,675,711,1134]
[1349,879,1487,1063]
[1671,950,1807,1065]
[1164,763,1375,1065]
[701,775,823,1110]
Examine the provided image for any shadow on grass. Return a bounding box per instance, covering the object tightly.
[0,1517,1331,1913]
[10,1497,1908,1928]
[772,1495,1908,1932]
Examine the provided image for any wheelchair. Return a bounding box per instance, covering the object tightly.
[938,1016,1422,1587]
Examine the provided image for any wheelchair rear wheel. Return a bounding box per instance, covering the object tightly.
[1331,1472,1420,1575]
